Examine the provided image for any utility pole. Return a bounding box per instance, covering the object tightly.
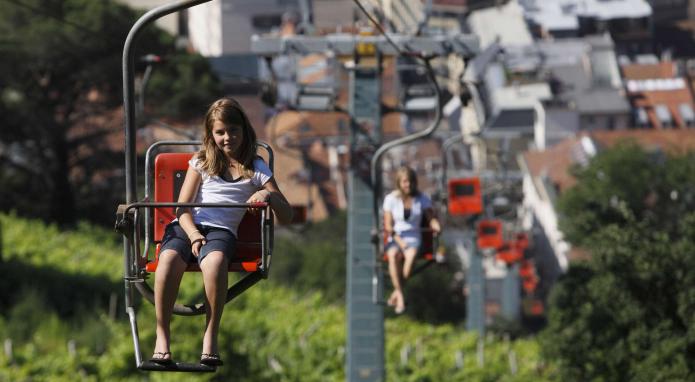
[502,262,521,321]
[252,33,478,382]
[466,239,486,334]
[346,53,384,381]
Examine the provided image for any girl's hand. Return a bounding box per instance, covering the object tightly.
[190,232,206,257]
[394,234,407,252]
[246,190,271,205]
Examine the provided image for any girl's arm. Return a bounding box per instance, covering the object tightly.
[175,166,205,256]
[424,207,441,235]
[384,211,395,237]
[247,177,293,224]
[385,210,407,251]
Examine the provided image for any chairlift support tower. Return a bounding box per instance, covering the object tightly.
[253,33,478,381]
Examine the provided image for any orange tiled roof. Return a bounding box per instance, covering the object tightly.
[621,61,695,129]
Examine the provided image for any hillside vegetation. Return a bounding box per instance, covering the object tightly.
[0,213,554,381]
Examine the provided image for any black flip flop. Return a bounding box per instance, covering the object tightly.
[200,353,223,366]
[150,351,173,365]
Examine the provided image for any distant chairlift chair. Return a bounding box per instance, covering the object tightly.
[381,215,441,279]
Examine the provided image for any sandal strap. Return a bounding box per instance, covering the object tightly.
[201,353,219,358]
[153,351,171,357]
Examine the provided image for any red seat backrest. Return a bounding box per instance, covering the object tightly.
[147,152,262,273]
[477,219,503,249]
[448,177,483,216]
[153,153,193,241]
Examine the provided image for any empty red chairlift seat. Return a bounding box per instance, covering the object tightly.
[496,232,529,264]
[477,219,503,249]
[496,242,523,264]
[448,178,483,216]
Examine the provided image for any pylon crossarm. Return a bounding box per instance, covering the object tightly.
[251,33,479,57]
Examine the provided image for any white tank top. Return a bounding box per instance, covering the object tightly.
[189,157,272,236]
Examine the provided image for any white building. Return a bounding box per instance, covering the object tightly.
[188,0,302,56]
[519,0,653,54]
[467,0,533,49]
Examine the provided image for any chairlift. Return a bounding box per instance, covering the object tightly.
[447,177,483,216]
[519,260,538,293]
[476,219,503,249]
[496,232,529,264]
[369,54,445,305]
[115,141,275,372]
[522,297,544,316]
[496,242,522,264]
[515,232,529,252]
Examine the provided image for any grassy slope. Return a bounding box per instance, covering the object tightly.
[0,213,555,381]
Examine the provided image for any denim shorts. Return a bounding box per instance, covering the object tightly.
[159,222,237,265]
[385,232,421,253]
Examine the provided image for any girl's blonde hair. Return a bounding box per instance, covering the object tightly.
[394,166,419,198]
[197,97,258,178]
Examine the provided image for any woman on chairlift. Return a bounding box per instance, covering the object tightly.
[383,166,441,314]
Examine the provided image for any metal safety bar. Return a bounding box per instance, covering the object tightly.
[140,140,274,265]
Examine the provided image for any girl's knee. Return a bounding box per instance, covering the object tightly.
[159,250,184,265]
[201,251,227,269]
[386,249,401,261]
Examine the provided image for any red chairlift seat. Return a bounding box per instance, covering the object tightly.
[477,219,503,250]
[447,177,483,216]
[519,260,538,293]
[144,152,266,274]
[496,242,523,264]
[515,232,529,252]
[523,298,545,316]
[496,232,529,264]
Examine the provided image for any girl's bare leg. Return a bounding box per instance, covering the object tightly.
[402,247,419,280]
[154,250,188,359]
[386,248,405,311]
[200,251,228,355]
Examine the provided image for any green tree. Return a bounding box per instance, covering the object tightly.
[541,142,695,381]
[0,0,221,225]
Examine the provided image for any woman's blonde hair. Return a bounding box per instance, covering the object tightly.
[197,97,257,178]
[394,166,418,198]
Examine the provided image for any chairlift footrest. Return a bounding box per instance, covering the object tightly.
[138,361,217,372]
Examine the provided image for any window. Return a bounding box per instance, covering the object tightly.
[679,103,695,127]
[634,107,649,128]
[251,14,282,32]
[655,104,673,128]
